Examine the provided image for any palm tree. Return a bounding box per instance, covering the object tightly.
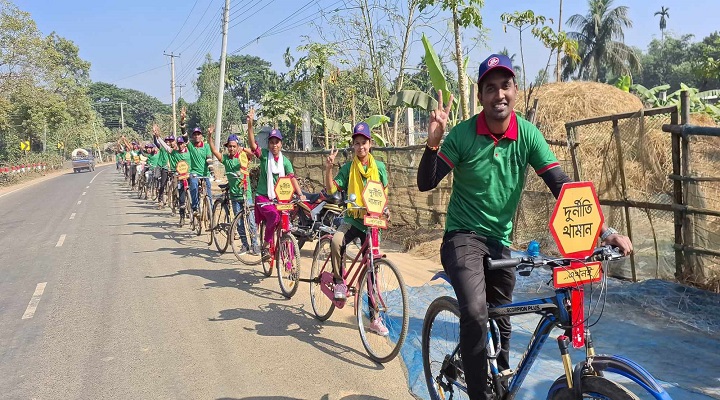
[562,0,641,82]
[654,7,669,42]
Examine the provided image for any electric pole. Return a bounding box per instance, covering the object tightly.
[164,52,180,137]
[176,84,186,100]
[556,0,563,82]
[119,101,127,130]
[214,0,230,151]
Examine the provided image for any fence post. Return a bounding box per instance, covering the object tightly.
[670,109,683,279]
[680,91,696,280]
[612,118,637,281]
[565,126,581,181]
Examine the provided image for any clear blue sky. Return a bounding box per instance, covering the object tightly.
[17,0,719,104]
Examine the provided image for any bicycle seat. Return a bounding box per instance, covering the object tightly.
[302,191,323,203]
[218,183,229,190]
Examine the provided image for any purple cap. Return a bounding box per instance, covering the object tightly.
[164,135,175,141]
[177,137,186,144]
[192,127,203,134]
[268,129,283,141]
[352,122,371,139]
[477,54,515,84]
[131,141,138,145]
[224,134,240,146]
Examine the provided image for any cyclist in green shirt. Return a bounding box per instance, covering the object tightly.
[208,125,258,254]
[154,125,192,224]
[155,135,173,208]
[417,53,633,399]
[178,107,213,215]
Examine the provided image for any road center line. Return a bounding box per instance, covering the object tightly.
[77,200,82,205]
[22,282,47,319]
[86,186,89,189]
[56,234,66,247]
[70,213,76,220]
[82,192,86,195]
[89,169,104,184]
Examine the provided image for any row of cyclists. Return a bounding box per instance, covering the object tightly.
[115,106,392,337]
[113,52,635,399]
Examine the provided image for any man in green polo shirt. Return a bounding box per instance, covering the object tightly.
[179,107,213,213]
[417,53,633,400]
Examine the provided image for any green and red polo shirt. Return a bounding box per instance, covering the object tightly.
[438,111,559,246]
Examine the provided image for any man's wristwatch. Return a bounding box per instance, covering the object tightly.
[600,227,618,242]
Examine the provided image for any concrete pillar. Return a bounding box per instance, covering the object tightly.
[406,108,415,146]
[302,111,312,151]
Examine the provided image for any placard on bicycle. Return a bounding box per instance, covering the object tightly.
[362,180,387,229]
[274,177,295,210]
[176,160,190,180]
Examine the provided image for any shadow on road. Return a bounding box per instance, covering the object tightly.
[210,302,382,371]
[219,396,388,400]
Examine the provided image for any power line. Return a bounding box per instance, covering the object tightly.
[164,0,202,51]
[108,64,169,84]
[175,9,222,82]
[172,6,222,53]
[176,30,221,84]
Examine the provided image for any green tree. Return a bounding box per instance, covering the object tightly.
[636,34,697,90]
[563,0,640,82]
[225,54,281,113]
[500,11,547,91]
[419,0,485,120]
[194,55,242,133]
[654,6,669,43]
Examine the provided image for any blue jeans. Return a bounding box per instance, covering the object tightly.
[232,198,259,251]
[189,174,212,211]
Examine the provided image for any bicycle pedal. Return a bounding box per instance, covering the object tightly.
[498,369,514,380]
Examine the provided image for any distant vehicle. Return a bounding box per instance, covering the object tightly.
[71,148,95,173]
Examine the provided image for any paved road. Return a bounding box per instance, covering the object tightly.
[0,165,414,400]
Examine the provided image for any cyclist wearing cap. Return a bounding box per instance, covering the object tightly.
[246,107,305,255]
[179,107,213,216]
[207,123,259,254]
[324,121,390,336]
[417,53,633,399]
[154,135,174,208]
[154,125,192,224]
[143,143,159,197]
[120,137,141,189]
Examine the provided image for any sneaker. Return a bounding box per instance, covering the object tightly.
[333,282,347,300]
[236,246,248,256]
[368,318,389,337]
[261,244,271,261]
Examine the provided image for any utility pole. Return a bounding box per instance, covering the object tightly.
[43,122,47,153]
[556,0,563,82]
[176,84,186,100]
[214,0,230,150]
[164,52,180,137]
[118,101,127,130]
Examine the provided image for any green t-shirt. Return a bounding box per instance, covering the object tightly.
[333,159,388,233]
[256,148,294,197]
[146,152,159,168]
[188,142,211,176]
[129,150,139,165]
[222,154,251,200]
[438,112,559,246]
[169,149,191,172]
[157,146,169,169]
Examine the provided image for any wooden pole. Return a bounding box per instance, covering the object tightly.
[680,90,695,280]
[566,126,581,180]
[612,119,636,281]
[670,109,683,280]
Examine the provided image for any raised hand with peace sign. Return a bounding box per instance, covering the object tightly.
[427,90,454,148]
[324,146,339,193]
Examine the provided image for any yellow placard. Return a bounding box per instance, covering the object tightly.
[276,203,295,211]
[553,261,603,288]
[363,215,387,229]
[274,177,294,202]
[125,153,131,161]
[133,155,140,163]
[176,160,189,175]
[361,180,387,216]
[549,182,604,258]
[19,141,30,151]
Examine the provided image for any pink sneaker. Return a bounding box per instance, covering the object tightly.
[369,317,389,336]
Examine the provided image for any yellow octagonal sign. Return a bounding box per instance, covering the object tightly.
[274,176,294,202]
[361,180,387,216]
[549,181,604,258]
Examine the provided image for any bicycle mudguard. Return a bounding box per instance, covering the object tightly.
[430,271,451,284]
[577,355,672,399]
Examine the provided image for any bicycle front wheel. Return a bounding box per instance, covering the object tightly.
[202,196,213,245]
[277,233,300,298]
[422,296,468,400]
[547,375,640,399]
[211,199,230,253]
[309,237,335,321]
[231,206,262,265]
[356,258,409,363]
[260,224,273,277]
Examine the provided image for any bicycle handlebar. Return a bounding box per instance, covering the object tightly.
[487,246,624,271]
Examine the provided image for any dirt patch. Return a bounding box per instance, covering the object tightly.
[385,224,444,264]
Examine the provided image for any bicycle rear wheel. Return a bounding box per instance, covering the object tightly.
[309,237,335,321]
[547,375,640,399]
[356,258,409,363]
[211,199,230,253]
[422,296,468,400]
[277,233,301,298]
